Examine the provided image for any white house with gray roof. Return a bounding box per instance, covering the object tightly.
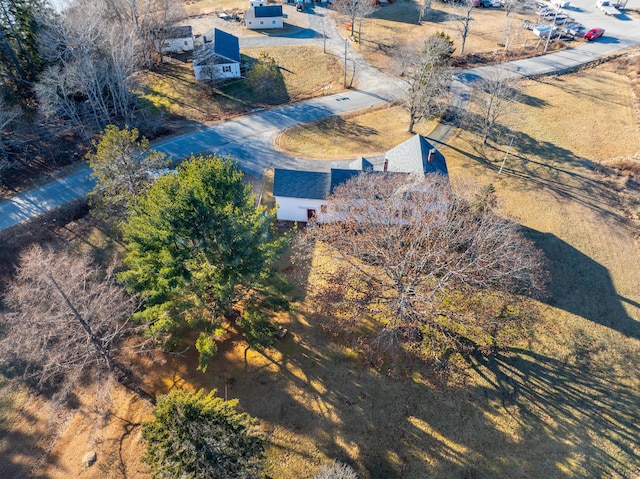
[193,29,241,82]
[245,4,283,29]
[273,134,447,222]
[154,25,194,54]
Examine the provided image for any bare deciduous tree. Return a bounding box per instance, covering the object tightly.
[450,0,474,55]
[0,245,150,401]
[0,96,21,177]
[417,0,433,23]
[399,33,454,133]
[468,73,521,145]
[295,173,547,364]
[101,0,186,67]
[35,0,142,135]
[315,461,359,479]
[332,0,375,42]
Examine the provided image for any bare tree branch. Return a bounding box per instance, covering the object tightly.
[295,173,547,365]
[0,245,153,402]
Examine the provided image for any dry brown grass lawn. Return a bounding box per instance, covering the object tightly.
[274,104,437,159]
[137,45,344,128]
[348,0,574,72]
[2,60,640,479]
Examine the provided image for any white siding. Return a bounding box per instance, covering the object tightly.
[193,62,241,82]
[275,196,326,222]
[244,8,284,30]
[155,37,194,53]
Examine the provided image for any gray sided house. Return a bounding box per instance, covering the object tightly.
[273,135,447,222]
[245,5,284,30]
[193,29,241,82]
[154,25,194,54]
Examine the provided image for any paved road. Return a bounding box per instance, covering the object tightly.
[1,5,639,231]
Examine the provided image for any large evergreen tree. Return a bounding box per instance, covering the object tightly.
[0,0,46,95]
[142,389,265,479]
[120,155,286,370]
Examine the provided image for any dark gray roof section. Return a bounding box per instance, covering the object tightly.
[273,169,331,200]
[214,28,240,63]
[329,169,361,194]
[384,135,448,176]
[254,5,283,17]
[155,25,193,40]
[274,135,448,200]
[348,157,374,171]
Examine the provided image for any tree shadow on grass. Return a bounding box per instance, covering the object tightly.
[0,386,54,479]
[527,230,639,340]
[301,115,379,139]
[467,346,639,478]
[455,110,631,228]
[222,302,639,478]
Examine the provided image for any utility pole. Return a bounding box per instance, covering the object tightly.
[499,137,515,175]
[344,38,349,88]
[543,8,560,54]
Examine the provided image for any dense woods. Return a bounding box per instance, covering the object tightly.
[0,0,184,185]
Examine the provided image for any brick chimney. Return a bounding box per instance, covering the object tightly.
[428,149,436,165]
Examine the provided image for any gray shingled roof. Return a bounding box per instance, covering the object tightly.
[329,169,361,193]
[384,135,448,176]
[273,169,331,200]
[274,135,448,200]
[155,25,193,40]
[214,28,240,63]
[348,157,374,171]
[254,5,283,17]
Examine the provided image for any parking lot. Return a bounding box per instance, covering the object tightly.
[524,0,640,45]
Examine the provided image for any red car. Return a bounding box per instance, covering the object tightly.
[584,28,605,41]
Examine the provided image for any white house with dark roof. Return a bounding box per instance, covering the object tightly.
[245,4,284,30]
[154,25,194,54]
[193,29,241,82]
[273,134,447,222]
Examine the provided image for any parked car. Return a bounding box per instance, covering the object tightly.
[562,21,584,35]
[474,0,503,7]
[583,27,605,40]
[533,23,557,37]
[554,14,570,24]
[538,6,554,14]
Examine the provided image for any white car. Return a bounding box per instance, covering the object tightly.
[533,23,557,37]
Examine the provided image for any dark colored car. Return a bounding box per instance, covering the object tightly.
[584,27,605,41]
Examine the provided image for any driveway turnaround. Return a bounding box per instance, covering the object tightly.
[1,8,639,231]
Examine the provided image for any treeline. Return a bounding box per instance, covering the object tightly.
[0,0,184,184]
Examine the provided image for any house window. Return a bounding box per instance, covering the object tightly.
[184,40,188,46]
[307,209,316,221]
[320,205,327,213]
[272,20,276,24]
[223,65,232,73]
[260,20,264,24]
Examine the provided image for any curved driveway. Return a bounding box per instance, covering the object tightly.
[1,5,639,231]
